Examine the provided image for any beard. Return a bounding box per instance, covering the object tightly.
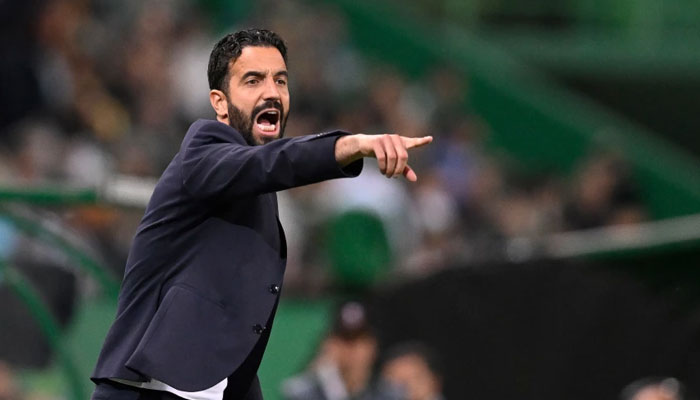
[227,100,288,146]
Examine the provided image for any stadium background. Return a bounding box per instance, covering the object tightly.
[2,0,700,398]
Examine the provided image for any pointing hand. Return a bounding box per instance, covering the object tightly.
[335,134,433,181]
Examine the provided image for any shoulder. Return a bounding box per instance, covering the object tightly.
[281,373,325,400]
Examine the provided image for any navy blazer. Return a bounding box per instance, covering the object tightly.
[91,119,362,391]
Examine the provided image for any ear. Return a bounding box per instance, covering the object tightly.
[209,89,229,122]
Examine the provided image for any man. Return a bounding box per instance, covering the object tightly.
[90,29,431,400]
[282,301,384,400]
[379,342,445,400]
[620,377,686,400]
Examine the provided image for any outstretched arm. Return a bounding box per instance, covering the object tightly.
[181,121,364,200]
[335,134,433,181]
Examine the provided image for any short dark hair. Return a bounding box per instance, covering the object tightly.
[207,28,288,94]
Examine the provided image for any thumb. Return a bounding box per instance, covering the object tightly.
[403,165,418,182]
[401,136,433,150]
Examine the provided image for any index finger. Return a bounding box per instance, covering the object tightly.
[401,136,433,150]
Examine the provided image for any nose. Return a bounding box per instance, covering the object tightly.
[262,77,281,101]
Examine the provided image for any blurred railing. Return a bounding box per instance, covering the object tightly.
[509,213,700,261]
[0,205,120,298]
[0,258,85,399]
[0,181,144,399]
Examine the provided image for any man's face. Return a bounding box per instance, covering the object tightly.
[225,46,290,146]
[382,355,441,400]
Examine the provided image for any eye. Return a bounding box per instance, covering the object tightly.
[276,78,287,85]
[245,79,259,85]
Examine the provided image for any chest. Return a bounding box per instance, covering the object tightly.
[212,192,286,258]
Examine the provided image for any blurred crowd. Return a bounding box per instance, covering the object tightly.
[282,301,445,400]
[281,300,687,400]
[0,0,647,292]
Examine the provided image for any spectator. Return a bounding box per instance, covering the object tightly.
[0,362,21,400]
[282,301,382,400]
[620,377,686,400]
[564,153,646,230]
[379,342,445,400]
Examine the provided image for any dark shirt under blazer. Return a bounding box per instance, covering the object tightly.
[91,119,363,393]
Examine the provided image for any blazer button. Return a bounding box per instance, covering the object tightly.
[269,284,280,294]
[252,324,266,334]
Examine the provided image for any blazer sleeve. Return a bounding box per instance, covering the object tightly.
[180,120,363,201]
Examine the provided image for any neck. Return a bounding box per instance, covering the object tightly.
[341,367,369,396]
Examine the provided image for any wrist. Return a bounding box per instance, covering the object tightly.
[335,135,362,166]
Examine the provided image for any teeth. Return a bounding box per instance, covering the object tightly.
[257,123,276,132]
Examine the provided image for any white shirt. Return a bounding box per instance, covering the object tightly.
[111,377,227,400]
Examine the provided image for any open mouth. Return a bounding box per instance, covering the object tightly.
[255,109,280,134]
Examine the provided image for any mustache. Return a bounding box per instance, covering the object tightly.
[251,100,284,121]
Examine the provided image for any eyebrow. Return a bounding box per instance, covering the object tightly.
[241,70,288,80]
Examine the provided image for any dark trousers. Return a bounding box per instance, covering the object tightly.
[91,377,263,400]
